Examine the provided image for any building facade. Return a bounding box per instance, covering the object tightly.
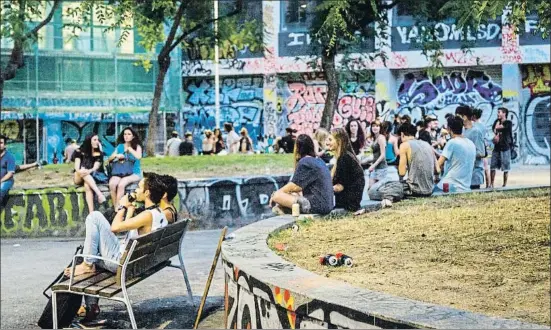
[2,1,550,165]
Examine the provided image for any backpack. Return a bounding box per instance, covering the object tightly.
[37,245,84,329]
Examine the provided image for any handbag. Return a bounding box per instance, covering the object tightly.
[92,171,108,184]
[110,155,134,177]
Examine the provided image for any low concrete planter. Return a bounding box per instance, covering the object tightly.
[221,191,547,329]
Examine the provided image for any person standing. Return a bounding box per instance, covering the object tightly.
[490,107,513,188]
[345,119,366,156]
[0,135,16,205]
[436,116,476,192]
[213,128,225,154]
[165,131,182,157]
[64,138,79,163]
[456,105,485,189]
[224,122,240,154]
[368,120,388,186]
[202,130,215,155]
[238,128,254,154]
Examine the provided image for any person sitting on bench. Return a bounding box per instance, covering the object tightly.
[64,173,167,278]
[160,174,178,223]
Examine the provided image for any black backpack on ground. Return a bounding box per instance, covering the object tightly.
[37,245,84,329]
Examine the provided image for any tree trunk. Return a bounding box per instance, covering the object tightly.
[0,41,25,108]
[320,48,339,130]
[145,55,170,156]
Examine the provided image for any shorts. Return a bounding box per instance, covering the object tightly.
[490,149,511,172]
[369,167,388,181]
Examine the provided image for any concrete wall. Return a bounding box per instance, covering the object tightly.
[222,204,546,329]
[0,175,290,238]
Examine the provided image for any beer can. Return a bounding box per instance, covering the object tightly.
[443,182,449,193]
[336,253,354,267]
[319,254,338,266]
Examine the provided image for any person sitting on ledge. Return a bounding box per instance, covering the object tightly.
[326,128,365,212]
[270,134,334,215]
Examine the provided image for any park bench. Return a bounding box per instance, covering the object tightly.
[51,219,194,329]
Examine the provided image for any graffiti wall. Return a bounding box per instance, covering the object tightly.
[278,72,377,136]
[0,117,43,164]
[0,175,290,237]
[223,259,405,329]
[521,64,550,165]
[182,76,264,150]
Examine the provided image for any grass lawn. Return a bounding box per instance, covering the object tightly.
[269,188,550,326]
[13,154,294,189]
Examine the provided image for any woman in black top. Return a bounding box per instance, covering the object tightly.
[213,128,225,154]
[345,119,366,155]
[327,128,365,212]
[73,133,107,213]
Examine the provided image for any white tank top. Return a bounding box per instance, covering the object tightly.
[120,208,168,253]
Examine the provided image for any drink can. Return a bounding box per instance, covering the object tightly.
[292,203,300,217]
[319,254,338,266]
[443,182,449,193]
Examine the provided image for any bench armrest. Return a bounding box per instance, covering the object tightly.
[68,254,122,288]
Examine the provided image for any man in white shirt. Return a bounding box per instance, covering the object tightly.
[165,131,181,157]
[224,122,240,154]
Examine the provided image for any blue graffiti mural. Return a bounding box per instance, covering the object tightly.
[183,76,264,150]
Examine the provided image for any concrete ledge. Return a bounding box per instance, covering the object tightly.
[221,187,548,329]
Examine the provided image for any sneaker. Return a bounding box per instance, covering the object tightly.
[83,304,100,322]
[381,199,393,208]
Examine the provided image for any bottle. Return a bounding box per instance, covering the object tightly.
[292,203,300,217]
[52,150,59,164]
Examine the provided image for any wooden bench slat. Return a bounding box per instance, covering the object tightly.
[71,272,114,293]
[157,231,182,249]
[98,261,171,298]
[154,240,180,265]
[83,277,117,295]
[161,220,189,238]
[51,271,103,291]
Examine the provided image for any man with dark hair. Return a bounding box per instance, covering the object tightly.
[165,131,181,157]
[276,127,297,154]
[160,175,179,223]
[65,172,168,319]
[456,105,485,189]
[0,135,16,206]
[490,107,513,188]
[418,118,433,145]
[398,123,436,197]
[436,116,476,192]
[472,108,491,188]
[179,132,196,156]
[224,122,240,154]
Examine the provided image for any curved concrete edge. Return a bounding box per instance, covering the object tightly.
[221,189,548,329]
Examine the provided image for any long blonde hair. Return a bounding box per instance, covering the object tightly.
[330,128,357,178]
[314,128,329,149]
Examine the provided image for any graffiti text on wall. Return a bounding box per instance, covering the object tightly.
[392,21,502,51]
[395,70,503,124]
[223,259,397,329]
[183,77,264,149]
[522,64,551,164]
[1,175,290,237]
[280,74,376,135]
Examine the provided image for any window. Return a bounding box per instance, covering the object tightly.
[62,59,91,91]
[285,0,309,25]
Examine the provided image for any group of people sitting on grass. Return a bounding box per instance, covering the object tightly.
[269,104,513,215]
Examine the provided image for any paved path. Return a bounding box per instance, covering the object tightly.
[1,165,547,328]
[0,229,230,329]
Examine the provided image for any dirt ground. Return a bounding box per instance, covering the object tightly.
[269,189,550,326]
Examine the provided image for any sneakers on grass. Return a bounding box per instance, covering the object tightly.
[381,199,393,208]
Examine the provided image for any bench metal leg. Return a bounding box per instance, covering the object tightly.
[122,291,137,329]
[52,291,58,329]
[179,260,194,306]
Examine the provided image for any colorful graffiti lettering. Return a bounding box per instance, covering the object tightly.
[279,76,376,136]
[223,259,401,329]
[183,77,264,150]
[394,70,504,130]
[522,64,551,164]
